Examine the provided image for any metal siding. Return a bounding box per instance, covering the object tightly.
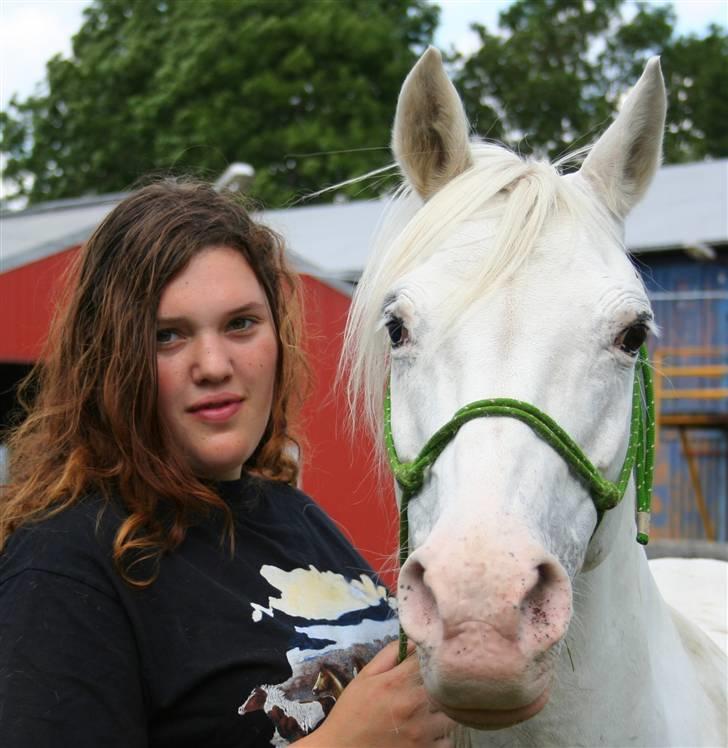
[296,276,399,586]
[651,429,726,542]
[638,252,728,541]
[0,246,79,362]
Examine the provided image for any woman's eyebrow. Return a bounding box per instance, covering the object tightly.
[156,302,268,325]
[227,302,268,316]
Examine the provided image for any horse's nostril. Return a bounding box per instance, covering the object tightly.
[536,562,555,586]
[399,558,423,595]
[521,560,570,634]
[398,558,439,640]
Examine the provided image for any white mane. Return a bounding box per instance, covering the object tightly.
[342,142,614,452]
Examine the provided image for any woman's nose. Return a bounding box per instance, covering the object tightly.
[192,335,233,383]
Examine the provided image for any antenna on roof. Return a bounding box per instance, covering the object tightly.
[214,163,255,194]
[683,242,716,261]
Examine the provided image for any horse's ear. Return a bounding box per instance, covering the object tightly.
[580,57,666,218]
[392,46,473,200]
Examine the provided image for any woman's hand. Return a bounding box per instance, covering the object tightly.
[298,640,456,747]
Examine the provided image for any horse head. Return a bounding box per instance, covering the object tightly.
[345,47,665,731]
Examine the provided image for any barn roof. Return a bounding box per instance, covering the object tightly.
[2,159,726,281]
[625,159,727,253]
[0,190,352,285]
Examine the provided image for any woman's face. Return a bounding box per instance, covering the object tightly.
[156,246,279,480]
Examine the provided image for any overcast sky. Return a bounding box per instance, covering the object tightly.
[1,0,726,111]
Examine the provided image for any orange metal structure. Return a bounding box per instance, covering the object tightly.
[652,346,728,541]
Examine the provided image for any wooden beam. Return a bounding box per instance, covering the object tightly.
[660,365,728,377]
[660,413,728,428]
[677,428,716,542]
[656,346,728,356]
[659,388,728,400]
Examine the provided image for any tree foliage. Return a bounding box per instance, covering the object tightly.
[453,0,727,164]
[660,23,728,161]
[1,0,437,206]
[2,0,725,208]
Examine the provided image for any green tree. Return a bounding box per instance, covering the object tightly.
[1,0,438,207]
[453,0,727,164]
[660,24,728,161]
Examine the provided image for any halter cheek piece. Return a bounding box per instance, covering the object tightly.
[384,346,656,661]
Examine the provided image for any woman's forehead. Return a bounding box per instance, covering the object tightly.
[158,246,268,316]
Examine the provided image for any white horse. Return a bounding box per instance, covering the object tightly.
[343,48,727,747]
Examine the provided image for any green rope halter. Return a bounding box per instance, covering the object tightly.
[384,346,656,661]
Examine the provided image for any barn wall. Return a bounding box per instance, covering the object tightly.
[640,250,728,542]
[298,276,398,586]
[0,247,78,363]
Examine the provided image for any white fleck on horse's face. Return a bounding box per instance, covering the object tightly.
[350,47,665,730]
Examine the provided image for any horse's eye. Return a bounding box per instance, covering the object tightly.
[385,316,408,348]
[616,323,648,355]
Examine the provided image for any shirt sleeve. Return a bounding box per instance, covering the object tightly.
[0,569,148,748]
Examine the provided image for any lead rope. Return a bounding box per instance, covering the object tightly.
[385,346,655,661]
[634,347,656,544]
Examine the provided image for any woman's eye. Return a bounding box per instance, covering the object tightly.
[156,328,179,345]
[385,316,409,348]
[228,317,254,333]
[615,323,648,356]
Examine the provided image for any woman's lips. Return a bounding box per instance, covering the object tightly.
[188,399,242,422]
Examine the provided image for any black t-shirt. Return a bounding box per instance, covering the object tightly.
[0,476,397,747]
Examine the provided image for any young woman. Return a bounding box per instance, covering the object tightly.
[0,180,454,747]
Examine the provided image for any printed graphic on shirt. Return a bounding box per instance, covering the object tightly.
[239,564,398,745]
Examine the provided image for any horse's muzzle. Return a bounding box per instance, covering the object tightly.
[398,528,572,718]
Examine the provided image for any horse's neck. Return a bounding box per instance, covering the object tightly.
[544,496,723,746]
[565,511,690,740]
[467,493,726,748]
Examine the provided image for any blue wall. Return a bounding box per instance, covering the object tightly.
[636,249,727,541]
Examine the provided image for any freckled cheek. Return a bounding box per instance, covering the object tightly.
[247,339,278,381]
[258,346,278,417]
[156,359,184,422]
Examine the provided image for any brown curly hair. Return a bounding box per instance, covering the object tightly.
[0,179,309,585]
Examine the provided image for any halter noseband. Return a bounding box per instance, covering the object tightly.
[384,346,656,661]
